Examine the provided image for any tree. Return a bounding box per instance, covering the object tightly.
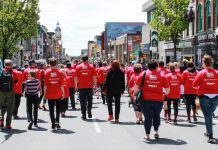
[150,0,190,61]
[0,0,39,62]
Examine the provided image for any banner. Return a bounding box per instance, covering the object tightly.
[128,37,133,52]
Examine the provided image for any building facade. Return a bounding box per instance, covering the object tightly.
[195,0,218,68]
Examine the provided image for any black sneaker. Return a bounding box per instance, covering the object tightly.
[208,135,215,143]
[88,111,92,118]
[51,124,56,130]
[28,122,33,130]
[56,124,61,130]
[81,115,86,120]
[193,116,197,122]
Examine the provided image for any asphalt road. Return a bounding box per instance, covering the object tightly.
[0,92,218,150]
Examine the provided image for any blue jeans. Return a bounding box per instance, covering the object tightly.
[199,95,218,136]
[140,100,163,134]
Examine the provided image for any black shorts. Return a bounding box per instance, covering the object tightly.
[133,100,141,112]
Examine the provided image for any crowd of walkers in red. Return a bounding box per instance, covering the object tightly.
[0,55,217,143]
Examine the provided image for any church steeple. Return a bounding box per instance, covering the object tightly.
[55,21,62,39]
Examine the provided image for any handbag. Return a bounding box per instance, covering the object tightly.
[135,71,146,103]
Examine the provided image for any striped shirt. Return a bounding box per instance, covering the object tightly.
[26,79,39,95]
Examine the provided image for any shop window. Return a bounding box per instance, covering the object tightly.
[198,4,203,32]
[216,0,218,28]
[206,0,211,30]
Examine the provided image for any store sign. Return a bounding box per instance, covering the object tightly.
[198,33,216,42]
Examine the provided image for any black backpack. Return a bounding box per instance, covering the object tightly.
[0,70,13,92]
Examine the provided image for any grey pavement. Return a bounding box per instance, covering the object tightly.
[0,92,218,150]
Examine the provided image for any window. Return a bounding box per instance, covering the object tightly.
[198,4,203,32]
[206,0,211,30]
[216,0,218,27]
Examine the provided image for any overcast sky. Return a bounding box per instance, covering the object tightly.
[39,0,146,56]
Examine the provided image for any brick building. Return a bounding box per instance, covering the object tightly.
[195,0,218,68]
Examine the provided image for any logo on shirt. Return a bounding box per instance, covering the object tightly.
[82,65,88,69]
[51,72,57,78]
[172,75,177,80]
[149,75,157,81]
[206,73,214,78]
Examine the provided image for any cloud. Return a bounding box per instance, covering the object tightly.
[39,0,146,56]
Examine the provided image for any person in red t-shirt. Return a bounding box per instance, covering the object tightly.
[165,63,182,124]
[60,68,70,117]
[135,61,169,140]
[66,62,76,109]
[158,61,170,120]
[193,55,218,143]
[74,56,96,120]
[128,64,143,124]
[44,58,65,130]
[12,65,23,119]
[98,62,109,104]
[38,63,48,111]
[182,61,198,123]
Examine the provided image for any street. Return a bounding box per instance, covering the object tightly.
[0,92,218,150]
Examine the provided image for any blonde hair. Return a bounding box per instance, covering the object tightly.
[169,63,176,72]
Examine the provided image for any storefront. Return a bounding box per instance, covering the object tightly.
[195,31,218,69]
[164,39,195,64]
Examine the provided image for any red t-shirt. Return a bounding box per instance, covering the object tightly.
[13,69,23,94]
[44,68,64,100]
[165,72,182,99]
[128,73,141,99]
[193,68,218,96]
[23,67,40,82]
[75,62,96,89]
[137,70,169,101]
[65,67,76,88]
[158,67,169,75]
[98,66,109,84]
[95,68,101,83]
[182,70,198,95]
[63,76,70,98]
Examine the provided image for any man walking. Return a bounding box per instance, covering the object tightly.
[0,59,18,129]
[44,58,65,130]
[75,56,96,120]
[66,62,76,109]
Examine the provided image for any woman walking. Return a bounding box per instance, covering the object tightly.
[128,64,143,124]
[182,61,198,123]
[135,61,169,140]
[103,60,125,123]
[193,55,218,143]
[165,63,182,125]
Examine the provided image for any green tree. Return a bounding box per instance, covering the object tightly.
[0,0,39,62]
[150,0,190,61]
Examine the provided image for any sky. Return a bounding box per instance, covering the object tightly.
[39,0,146,56]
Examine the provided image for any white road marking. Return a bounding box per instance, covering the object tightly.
[92,116,102,134]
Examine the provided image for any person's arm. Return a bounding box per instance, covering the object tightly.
[93,75,97,88]
[74,77,78,91]
[61,85,65,100]
[192,72,201,89]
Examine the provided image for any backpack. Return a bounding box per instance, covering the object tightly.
[0,70,13,92]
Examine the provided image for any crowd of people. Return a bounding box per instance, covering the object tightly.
[0,54,217,144]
